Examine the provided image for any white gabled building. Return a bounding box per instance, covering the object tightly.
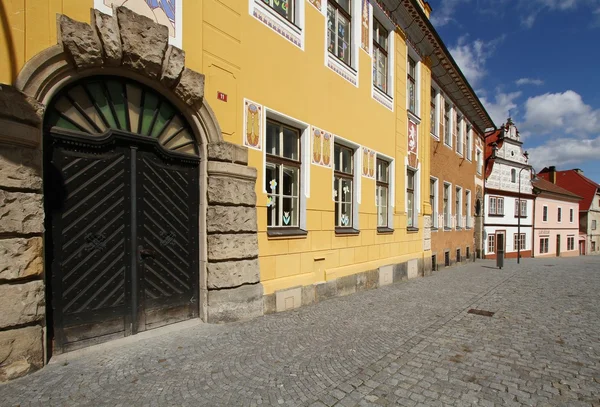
[483,119,534,260]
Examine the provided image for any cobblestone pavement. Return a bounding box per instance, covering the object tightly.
[2,256,600,407]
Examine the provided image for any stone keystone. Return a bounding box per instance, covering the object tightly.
[58,14,103,69]
[117,6,169,79]
[161,45,185,89]
[174,68,205,106]
[92,9,122,66]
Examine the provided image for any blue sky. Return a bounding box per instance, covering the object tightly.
[429,0,600,183]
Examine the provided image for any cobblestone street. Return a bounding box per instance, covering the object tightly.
[2,256,600,407]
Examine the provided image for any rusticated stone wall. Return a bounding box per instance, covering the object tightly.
[0,86,45,382]
[205,142,263,323]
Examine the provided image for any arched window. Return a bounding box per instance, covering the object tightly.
[511,169,516,183]
[46,76,198,156]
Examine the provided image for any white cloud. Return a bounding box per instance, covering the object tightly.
[448,35,505,87]
[527,136,600,171]
[516,78,544,86]
[430,0,470,27]
[480,91,522,128]
[523,91,600,135]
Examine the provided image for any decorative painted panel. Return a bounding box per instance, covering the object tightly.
[361,147,376,179]
[243,99,263,151]
[308,0,323,13]
[95,0,182,48]
[360,0,370,53]
[408,119,418,169]
[311,126,333,168]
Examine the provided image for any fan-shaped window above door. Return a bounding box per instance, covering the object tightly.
[46,76,198,156]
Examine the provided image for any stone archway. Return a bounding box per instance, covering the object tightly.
[0,6,262,381]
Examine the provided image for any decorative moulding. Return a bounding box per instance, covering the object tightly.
[250,0,303,49]
[361,147,376,179]
[311,126,333,168]
[243,99,263,151]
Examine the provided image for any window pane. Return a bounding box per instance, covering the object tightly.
[271,0,293,22]
[335,144,353,174]
[282,165,299,197]
[327,5,336,54]
[266,121,280,156]
[341,178,353,203]
[407,80,415,112]
[407,170,414,190]
[338,14,350,64]
[377,159,388,183]
[339,203,352,226]
[335,0,350,14]
[378,186,388,227]
[282,126,299,160]
[407,191,414,227]
[267,194,280,227]
[266,162,279,194]
[282,197,299,227]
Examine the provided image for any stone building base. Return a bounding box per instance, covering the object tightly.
[264,257,431,314]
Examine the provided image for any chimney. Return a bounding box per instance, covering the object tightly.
[549,166,556,184]
[574,168,584,175]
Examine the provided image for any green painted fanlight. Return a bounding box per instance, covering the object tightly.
[46,76,198,156]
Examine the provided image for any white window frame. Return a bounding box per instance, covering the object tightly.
[455,185,463,229]
[476,148,483,175]
[376,152,395,229]
[488,196,504,216]
[515,199,527,218]
[430,176,439,229]
[456,113,464,156]
[488,235,495,254]
[465,123,472,161]
[370,5,395,110]
[567,236,575,251]
[443,182,452,229]
[514,233,526,251]
[443,98,453,148]
[465,189,472,228]
[249,0,305,49]
[430,83,440,138]
[333,135,361,230]
[569,208,574,223]
[557,207,562,223]
[405,165,419,229]
[540,237,549,254]
[325,0,360,86]
[542,205,548,222]
[262,107,310,231]
[406,45,421,118]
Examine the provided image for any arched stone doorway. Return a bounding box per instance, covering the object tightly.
[44,75,202,353]
[0,6,262,378]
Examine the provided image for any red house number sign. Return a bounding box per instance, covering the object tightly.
[217,91,227,102]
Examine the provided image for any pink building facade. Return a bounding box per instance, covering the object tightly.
[533,178,581,258]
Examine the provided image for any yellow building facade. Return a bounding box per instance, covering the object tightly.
[0,0,493,379]
[1,0,434,292]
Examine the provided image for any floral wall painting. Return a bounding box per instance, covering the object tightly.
[96,0,182,47]
[311,126,333,168]
[360,0,370,53]
[244,99,262,151]
[361,147,376,179]
[408,120,419,168]
[408,119,418,155]
[308,0,322,12]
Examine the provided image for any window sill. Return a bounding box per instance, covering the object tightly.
[406,227,419,233]
[514,216,528,219]
[456,226,463,230]
[431,227,439,232]
[372,86,394,111]
[430,133,440,140]
[377,227,394,234]
[444,227,452,231]
[335,227,360,236]
[326,53,358,86]
[267,228,308,238]
[407,110,421,124]
[488,214,505,217]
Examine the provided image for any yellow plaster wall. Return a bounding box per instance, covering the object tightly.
[0,0,433,296]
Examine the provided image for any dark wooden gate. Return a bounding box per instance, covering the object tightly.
[45,130,199,354]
